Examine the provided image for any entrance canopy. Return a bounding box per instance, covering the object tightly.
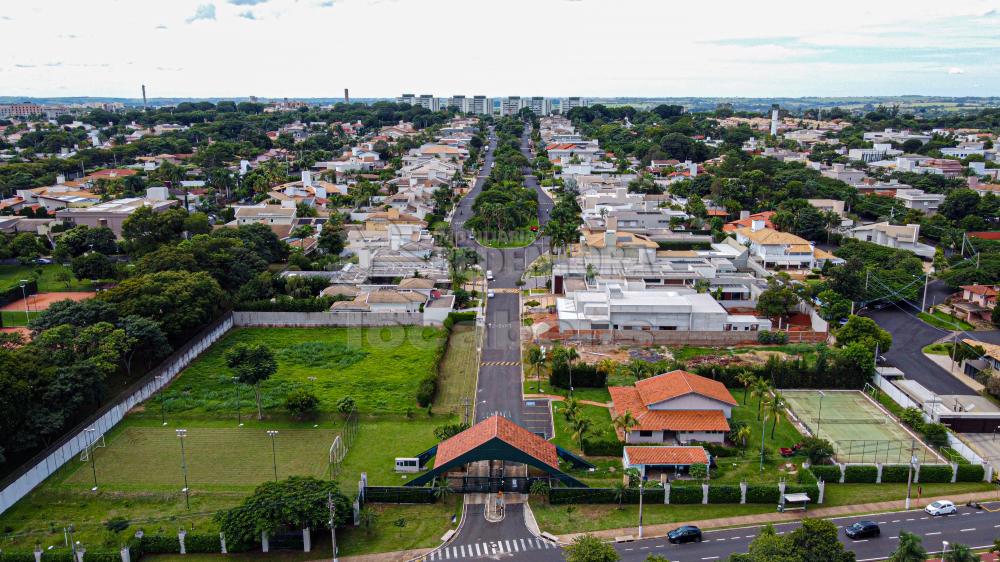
[406,415,587,487]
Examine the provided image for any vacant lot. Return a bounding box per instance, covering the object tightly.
[163,327,446,415]
[435,324,478,415]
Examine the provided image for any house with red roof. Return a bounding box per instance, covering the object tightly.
[722,211,775,233]
[609,370,737,445]
[953,285,999,322]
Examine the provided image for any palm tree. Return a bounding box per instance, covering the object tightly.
[736,371,757,405]
[735,424,752,451]
[888,531,926,562]
[750,378,772,421]
[766,392,788,439]
[563,397,581,423]
[611,480,628,509]
[564,346,580,392]
[612,411,638,441]
[432,478,454,502]
[626,359,648,381]
[943,543,977,562]
[571,417,591,451]
[596,358,618,381]
[527,345,546,393]
[359,506,379,536]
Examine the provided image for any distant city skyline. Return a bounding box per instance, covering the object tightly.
[1,0,998,98]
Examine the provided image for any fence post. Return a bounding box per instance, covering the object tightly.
[664,482,670,505]
[876,463,883,484]
[220,533,227,554]
[119,546,130,562]
[261,531,269,553]
[838,463,845,484]
[913,463,921,484]
[739,480,747,504]
[817,479,825,504]
[702,483,709,504]
[303,528,311,553]
[178,530,186,555]
[35,545,43,562]
[951,462,958,483]
[986,463,994,483]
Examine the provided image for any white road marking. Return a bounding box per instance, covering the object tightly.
[892,520,900,523]
[926,532,942,536]
[961,528,976,532]
[855,540,869,543]
[890,536,898,540]
[702,557,719,560]
[474,543,481,556]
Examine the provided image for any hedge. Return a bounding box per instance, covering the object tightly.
[785,483,820,499]
[843,465,878,484]
[881,465,911,483]
[708,485,740,504]
[745,485,780,504]
[797,468,818,485]
[669,486,703,504]
[582,438,622,457]
[237,295,337,312]
[0,279,36,309]
[363,486,436,504]
[549,362,607,389]
[918,464,953,483]
[700,442,741,458]
[443,311,476,330]
[0,533,240,562]
[548,487,664,505]
[956,464,985,482]
[419,322,453,407]
[809,465,842,482]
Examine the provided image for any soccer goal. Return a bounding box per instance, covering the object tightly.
[329,435,347,478]
[863,382,880,400]
[80,434,106,462]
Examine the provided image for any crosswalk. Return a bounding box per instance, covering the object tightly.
[480,360,521,367]
[426,537,559,560]
[489,288,521,294]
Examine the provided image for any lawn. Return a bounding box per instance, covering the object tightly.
[161,327,446,416]
[551,401,616,456]
[530,502,775,535]
[434,324,478,416]
[1,309,40,326]
[0,264,93,292]
[918,310,974,331]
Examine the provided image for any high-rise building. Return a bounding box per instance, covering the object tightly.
[501,96,523,116]
[447,95,472,112]
[472,95,490,115]
[562,97,587,112]
[526,96,549,116]
[396,93,416,105]
[415,94,437,111]
[0,103,44,118]
[770,104,780,137]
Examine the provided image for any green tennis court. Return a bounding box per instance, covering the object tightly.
[782,390,941,464]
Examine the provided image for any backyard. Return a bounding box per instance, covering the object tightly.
[0,264,93,292]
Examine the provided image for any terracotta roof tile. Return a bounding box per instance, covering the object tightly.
[434,415,558,469]
[634,370,737,407]
[625,446,709,466]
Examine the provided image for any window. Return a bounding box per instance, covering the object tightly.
[639,430,652,438]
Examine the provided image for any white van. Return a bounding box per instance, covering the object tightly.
[486,270,494,280]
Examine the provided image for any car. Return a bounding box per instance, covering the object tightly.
[486,270,494,280]
[925,500,957,516]
[667,526,702,544]
[33,258,53,265]
[845,520,880,539]
[487,290,495,299]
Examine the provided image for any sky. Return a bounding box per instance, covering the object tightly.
[1,0,999,98]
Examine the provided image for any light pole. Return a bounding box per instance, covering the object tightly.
[85,427,98,491]
[759,410,768,472]
[232,377,243,427]
[815,390,826,439]
[942,540,949,559]
[176,429,190,509]
[905,439,917,510]
[18,280,29,324]
[267,430,279,481]
[328,492,338,562]
[637,476,646,538]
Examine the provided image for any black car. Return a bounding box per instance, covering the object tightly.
[667,526,702,544]
[845,520,880,539]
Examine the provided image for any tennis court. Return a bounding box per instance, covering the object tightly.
[783,390,942,464]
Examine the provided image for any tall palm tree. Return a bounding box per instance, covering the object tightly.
[735,424,752,451]
[563,397,580,423]
[612,411,638,441]
[736,371,757,405]
[943,543,977,562]
[596,358,618,381]
[571,417,591,451]
[527,345,546,393]
[432,478,454,502]
[750,378,772,421]
[888,531,926,562]
[564,346,580,392]
[766,392,788,439]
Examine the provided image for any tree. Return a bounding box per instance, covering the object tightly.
[611,480,629,509]
[336,395,356,414]
[121,315,171,375]
[943,543,977,562]
[54,266,74,289]
[393,517,407,538]
[938,189,981,222]
[121,206,189,255]
[750,377,772,421]
[572,416,591,450]
[30,298,118,330]
[564,534,620,562]
[612,411,638,440]
[528,345,546,392]
[644,556,670,562]
[741,519,853,562]
[284,389,320,419]
[318,216,346,256]
[736,371,757,405]
[816,290,850,323]
[756,279,800,322]
[836,316,892,353]
[358,506,379,536]
[98,271,227,341]
[226,343,278,420]
[765,392,787,438]
[888,531,926,562]
[800,437,835,465]
[71,251,115,280]
[215,477,350,546]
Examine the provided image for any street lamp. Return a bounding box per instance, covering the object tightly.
[267,430,279,481]
[942,540,949,559]
[815,390,826,438]
[637,475,647,539]
[85,427,98,491]
[176,429,190,509]
[905,439,917,510]
[18,280,29,324]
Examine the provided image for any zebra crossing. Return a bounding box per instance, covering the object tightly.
[426,537,559,560]
[480,360,521,367]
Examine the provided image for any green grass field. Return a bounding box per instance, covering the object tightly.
[1,309,40,326]
[161,327,446,416]
[552,401,616,455]
[918,311,974,331]
[0,264,93,292]
[435,324,478,416]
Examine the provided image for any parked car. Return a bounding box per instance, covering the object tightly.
[925,500,957,516]
[845,520,880,539]
[667,526,702,544]
[487,290,495,299]
[486,270,494,280]
[33,258,53,265]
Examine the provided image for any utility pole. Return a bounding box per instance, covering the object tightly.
[177,429,190,509]
[328,492,338,562]
[905,439,916,509]
[921,273,930,313]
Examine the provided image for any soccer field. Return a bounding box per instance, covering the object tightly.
[782,390,942,464]
[66,426,339,489]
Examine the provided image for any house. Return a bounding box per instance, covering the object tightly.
[807,199,846,217]
[364,208,426,233]
[961,339,1000,378]
[233,205,297,226]
[952,285,998,322]
[723,211,775,233]
[733,225,836,271]
[55,195,178,237]
[846,222,935,259]
[622,446,710,478]
[894,189,945,216]
[609,370,737,445]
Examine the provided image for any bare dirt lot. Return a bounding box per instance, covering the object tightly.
[0,291,95,311]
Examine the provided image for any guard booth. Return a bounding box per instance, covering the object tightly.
[778,492,811,512]
[405,415,592,492]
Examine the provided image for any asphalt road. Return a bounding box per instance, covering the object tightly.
[429,503,560,561]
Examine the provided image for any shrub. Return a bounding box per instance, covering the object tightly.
[699,442,740,458]
[284,389,320,419]
[104,516,130,533]
[745,485,780,504]
[708,485,740,503]
[921,423,949,447]
[956,464,985,482]
[582,438,622,457]
[899,407,925,431]
[880,465,911,483]
[184,534,224,553]
[809,464,842,482]
[689,463,708,480]
[797,468,818,485]
[918,464,953,483]
[784,483,820,499]
[669,485,703,504]
[843,465,878,484]
[800,437,835,464]
[757,330,789,344]
[434,422,470,441]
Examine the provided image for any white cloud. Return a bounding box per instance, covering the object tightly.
[948,67,966,74]
[238,10,256,19]
[229,0,268,5]
[186,3,216,23]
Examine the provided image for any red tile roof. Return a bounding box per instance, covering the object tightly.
[969,232,1000,240]
[635,370,737,407]
[609,387,731,432]
[722,211,775,232]
[434,415,559,469]
[625,446,709,466]
[962,285,998,297]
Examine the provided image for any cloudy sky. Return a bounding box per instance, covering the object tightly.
[1,0,998,98]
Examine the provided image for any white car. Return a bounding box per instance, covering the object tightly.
[487,290,495,298]
[925,500,957,516]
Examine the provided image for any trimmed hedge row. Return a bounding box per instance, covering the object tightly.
[844,465,878,484]
[669,486,703,504]
[0,532,241,562]
[364,486,437,504]
[797,468,818,485]
[707,485,740,504]
[957,464,985,482]
[809,465,842,482]
[549,487,665,505]
[0,279,36,309]
[918,465,953,483]
[785,483,820,499]
[419,314,470,407]
[881,465,910,483]
[745,485,780,504]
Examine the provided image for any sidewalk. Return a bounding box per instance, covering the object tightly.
[523,392,610,408]
[556,489,1000,543]
[924,347,985,391]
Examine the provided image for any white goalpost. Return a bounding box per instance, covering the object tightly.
[79,434,106,462]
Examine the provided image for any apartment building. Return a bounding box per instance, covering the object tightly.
[894,188,945,215]
[847,222,935,259]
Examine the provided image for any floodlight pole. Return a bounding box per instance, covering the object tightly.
[328,492,338,562]
[267,430,279,481]
[816,390,825,438]
[232,377,243,427]
[177,429,190,509]
[18,280,29,324]
[905,439,916,510]
[760,412,767,472]
[637,478,645,539]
